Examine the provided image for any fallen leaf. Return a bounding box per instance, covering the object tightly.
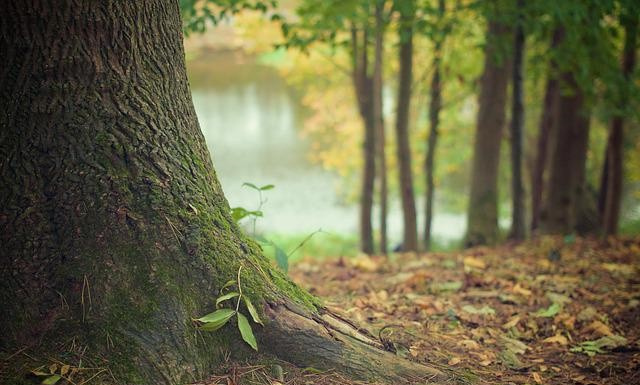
[543,333,568,345]
[463,256,486,270]
[502,315,521,329]
[533,303,561,317]
[462,304,496,316]
[584,320,613,336]
[448,357,461,365]
[532,371,543,384]
[512,284,532,297]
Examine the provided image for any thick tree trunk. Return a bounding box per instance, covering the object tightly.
[508,0,526,240]
[539,73,590,234]
[0,2,444,384]
[601,10,638,235]
[395,1,419,252]
[373,0,388,254]
[424,0,445,252]
[465,20,510,247]
[351,26,376,255]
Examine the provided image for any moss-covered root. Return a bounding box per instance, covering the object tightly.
[260,302,446,384]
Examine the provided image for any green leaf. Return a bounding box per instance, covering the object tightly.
[237,312,258,351]
[242,182,260,191]
[195,308,235,331]
[461,305,496,316]
[221,279,236,291]
[216,292,240,308]
[231,207,249,222]
[243,297,264,326]
[533,303,561,317]
[42,375,62,385]
[274,244,289,273]
[259,184,275,191]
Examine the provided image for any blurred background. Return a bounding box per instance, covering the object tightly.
[180,0,640,260]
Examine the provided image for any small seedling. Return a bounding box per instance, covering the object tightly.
[194,265,263,350]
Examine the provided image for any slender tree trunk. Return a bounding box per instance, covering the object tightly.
[0,2,444,383]
[373,0,388,254]
[465,20,511,247]
[395,1,418,252]
[508,0,526,240]
[539,73,590,234]
[601,10,638,235]
[424,0,445,251]
[531,28,561,233]
[351,26,376,254]
[531,78,558,232]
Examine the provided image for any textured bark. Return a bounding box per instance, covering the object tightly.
[0,2,446,384]
[351,25,376,255]
[508,0,526,240]
[539,73,590,234]
[424,0,445,251]
[373,0,388,254]
[531,28,561,233]
[395,1,418,252]
[465,20,510,247]
[601,10,638,235]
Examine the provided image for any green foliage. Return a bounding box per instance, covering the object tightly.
[194,266,262,351]
[180,0,278,35]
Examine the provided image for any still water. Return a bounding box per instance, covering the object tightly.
[187,51,466,244]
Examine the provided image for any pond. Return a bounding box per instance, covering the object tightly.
[187,51,466,247]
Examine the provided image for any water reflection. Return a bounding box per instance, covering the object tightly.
[187,51,466,245]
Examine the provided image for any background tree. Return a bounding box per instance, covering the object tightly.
[530,29,561,233]
[374,0,389,253]
[508,0,526,240]
[465,5,511,247]
[600,4,639,235]
[423,0,446,251]
[394,0,419,251]
[0,1,442,383]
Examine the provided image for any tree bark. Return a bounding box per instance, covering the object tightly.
[395,1,418,252]
[465,20,510,247]
[601,9,638,235]
[424,0,445,251]
[351,25,376,255]
[373,0,388,254]
[508,0,526,241]
[530,30,560,232]
[0,2,445,383]
[539,73,590,234]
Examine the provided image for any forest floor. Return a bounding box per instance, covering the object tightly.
[205,236,639,385]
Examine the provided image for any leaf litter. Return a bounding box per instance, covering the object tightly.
[287,236,640,384]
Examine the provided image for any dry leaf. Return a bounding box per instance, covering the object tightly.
[532,372,543,384]
[463,256,486,269]
[458,339,480,350]
[502,315,521,329]
[543,333,568,345]
[585,320,613,336]
[448,357,461,365]
[512,284,532,296]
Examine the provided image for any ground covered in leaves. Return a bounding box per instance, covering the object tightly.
[285,236,639,385]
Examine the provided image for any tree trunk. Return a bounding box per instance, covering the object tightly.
[351,25,376,255]
[0,2,444,384]
[508,0,526,240]
[539,73,590,234]
[395,1,418,252]
[373,0,388,254]
[465,20,510,247]
[531,28,562,232]
[601,9,638,235]
[424,0,445,251]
